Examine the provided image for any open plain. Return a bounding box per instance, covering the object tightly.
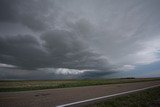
[0,79,160,107]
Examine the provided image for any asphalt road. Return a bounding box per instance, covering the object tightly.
[0,81,160,107]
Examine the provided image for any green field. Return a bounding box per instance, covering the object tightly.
[87,86,160,107]
[0,78,160,92]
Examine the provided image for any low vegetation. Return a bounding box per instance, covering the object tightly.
[87,86,160,107]
[0,78,159,92]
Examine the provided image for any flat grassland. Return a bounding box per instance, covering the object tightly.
[0,78,159,92]
[87,86,160,107]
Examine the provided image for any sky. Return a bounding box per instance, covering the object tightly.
[0,0,160,80]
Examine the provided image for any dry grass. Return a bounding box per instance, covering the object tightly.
[87,86,160,107]
[0,78,159,92]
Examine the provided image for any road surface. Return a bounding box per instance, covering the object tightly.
[0,81,160,107]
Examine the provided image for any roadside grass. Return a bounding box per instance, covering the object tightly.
[0,78,159,92]
[87,86,160,107]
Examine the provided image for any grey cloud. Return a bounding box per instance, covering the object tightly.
[0,0,17,22]
[78,70,115,79]
[0,0,160,79]
[0,0,56,31]
[0,68,114,80]
[0,34,51,69]
[0,68,56,80]
[0,29,111,71]
[41,30,111,70]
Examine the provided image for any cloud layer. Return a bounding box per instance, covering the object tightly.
[0,0,160,79]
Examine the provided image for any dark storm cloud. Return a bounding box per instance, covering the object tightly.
[0,68,57,80]
[41,30,110,70]
[0,34,51,69]
[0,30,111,71]
[0,0,160,79]
[0,0,55,31]
[0,68,115,80]
[0,0,16,22]
[0,0,112,72]
[78,70,115,79]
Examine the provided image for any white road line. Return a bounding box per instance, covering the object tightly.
[56,84,160,107]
